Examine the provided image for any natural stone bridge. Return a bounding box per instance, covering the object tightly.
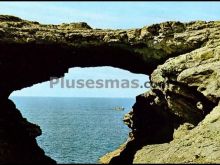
[1,15,220,163]
[0,15,210,97]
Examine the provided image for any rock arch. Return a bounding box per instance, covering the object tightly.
[0,15,220,163]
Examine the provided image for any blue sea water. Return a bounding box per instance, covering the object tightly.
[10,97,135,164]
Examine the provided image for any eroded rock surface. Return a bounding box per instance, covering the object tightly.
[1,15,220,163]
[134,102,220,163]
[101,34,220,163]
[131,40,220,163]
[1,16,220,98]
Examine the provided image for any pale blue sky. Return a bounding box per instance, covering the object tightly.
[1,2,218,97]
[0,2,220,29]
[11,67,149,98]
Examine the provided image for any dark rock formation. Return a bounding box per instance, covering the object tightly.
[0,15,220,163]
[0,98,55,164]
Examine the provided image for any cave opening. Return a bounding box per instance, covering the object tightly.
[9,66,149,164]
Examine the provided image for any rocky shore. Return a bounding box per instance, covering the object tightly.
[101,20,220,163]
[0,15,220,163]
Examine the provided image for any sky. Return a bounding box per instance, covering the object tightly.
[0,2,220,29]
[0,2,219,97]
[11,67,149,98]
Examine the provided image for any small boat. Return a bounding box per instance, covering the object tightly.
[113,106,125,111]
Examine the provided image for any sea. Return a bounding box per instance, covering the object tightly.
[10,97,135,164]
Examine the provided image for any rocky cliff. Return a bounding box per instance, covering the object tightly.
[0,98,55,164]
[101,20,220,163]
[0,15,220,163]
